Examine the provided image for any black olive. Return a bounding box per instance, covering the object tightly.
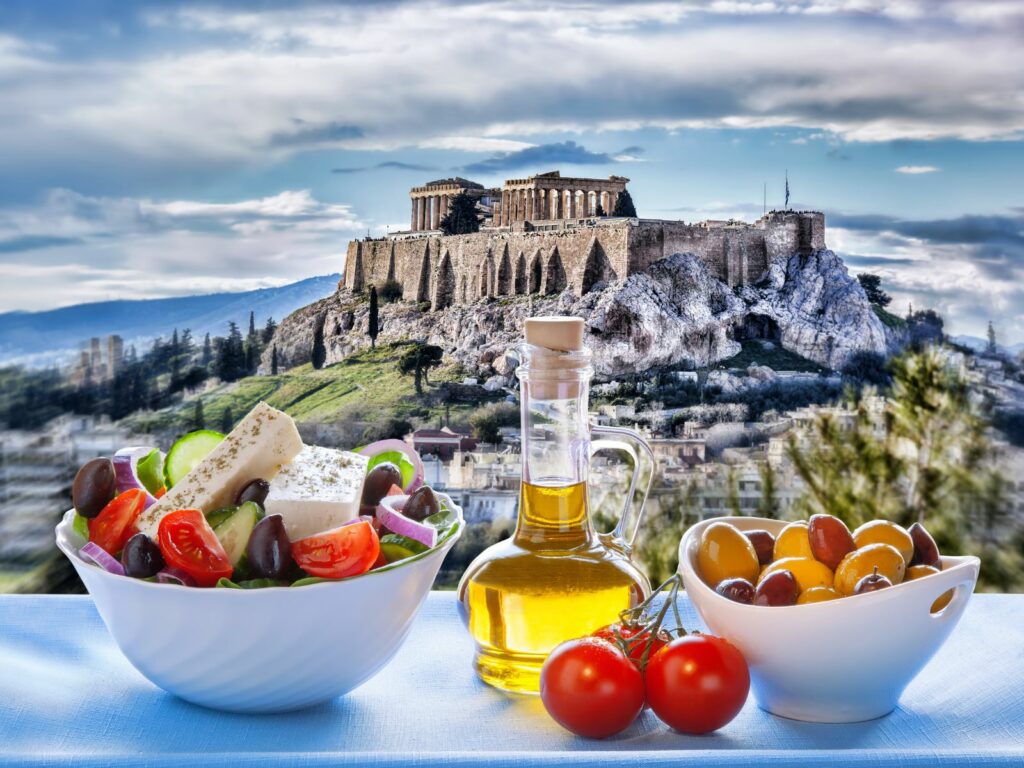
[246,514,293,580]
[404,486,440,522]
[235,478,270,507]
[361,462,403,509]
[121,533,165,578]
[72,457,117,519]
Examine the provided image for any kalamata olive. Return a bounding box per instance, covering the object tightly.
[246,514,293,580]
[743,529,776,567]
[908,522,941,568]
[72,457,117,519]
[235,478,270,507]
[753,569,800,607]
[716,577,755,604]
[361,462,403,510]
[854,566,892,594]
[121,533,165,578]
[808,513,856,570]
[403,486,440,522]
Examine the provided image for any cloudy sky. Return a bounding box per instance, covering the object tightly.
[1,0,1022,341]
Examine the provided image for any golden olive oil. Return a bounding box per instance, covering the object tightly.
[459,480,648,693]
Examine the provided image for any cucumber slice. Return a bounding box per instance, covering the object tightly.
[380,533,429,563]
[136,449,165,495]
[213,501,260,568]
[205,505,237,529]
[164,429,224,488]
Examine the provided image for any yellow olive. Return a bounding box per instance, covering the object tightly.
[906,564,953,612]
[762,557,834,593]
[774,521,814,561]
[852,520,914,564]
[797,586,842,605]
[698,522,760,588]
[834,543,906,596]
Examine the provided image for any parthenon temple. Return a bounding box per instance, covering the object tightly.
[347,171,826,311]
[408,171,628,232]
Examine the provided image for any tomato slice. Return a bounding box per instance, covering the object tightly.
[292,520,380,579]
[88,489,146,555]
[157,509,233,587]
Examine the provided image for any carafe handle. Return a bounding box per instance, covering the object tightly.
[590,424,655,552]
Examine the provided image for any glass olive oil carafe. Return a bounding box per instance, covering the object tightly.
[458,316,654,693]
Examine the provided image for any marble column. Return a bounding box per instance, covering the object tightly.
[414,197,423,231]
[608,192,618,216]
[555,189,564,219]
[428,196,437,230]
[411,199,417,231]
[440,194,449,225]
[531,189,540,220]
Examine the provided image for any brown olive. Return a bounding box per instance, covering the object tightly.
[121,533,165,578]
[753,569,800,607]
[808,514,856,570]
[72,457,117,519]
[235,478,270,507]
[361,463,403,510]
[908,522,941,568]
[716,577,755,604]
[246,514,293,580]
[854,566,892,594]
[744,529,776,567]
[404,486,440,522]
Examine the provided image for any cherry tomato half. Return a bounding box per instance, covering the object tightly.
[592,623,669,670]
[88,489,146,555]
[645,634,750,735]
[291,520,380,579]
[540,637,645,739]
[157,509,233,587]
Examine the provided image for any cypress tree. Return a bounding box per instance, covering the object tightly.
[201,333,212,366]
[368,285,379,349]
[440,192,481,235]
[311,313,327,370]
[271,345,279,375]
[248,311,256,339]
[192,399,205,430]
[220,407,234,435]
[612,190,637,217]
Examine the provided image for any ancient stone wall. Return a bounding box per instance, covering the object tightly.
[344,213,824,308]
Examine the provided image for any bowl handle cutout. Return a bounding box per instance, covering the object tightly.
[928,578,974,621]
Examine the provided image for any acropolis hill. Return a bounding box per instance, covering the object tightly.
[343,171,826,309]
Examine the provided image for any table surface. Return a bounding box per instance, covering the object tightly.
[1,592,1022,768]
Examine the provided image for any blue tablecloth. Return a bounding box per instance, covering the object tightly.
[1,592,1022,767]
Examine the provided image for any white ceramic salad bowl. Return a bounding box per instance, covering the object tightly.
[679,516,980,723]
[56,497,462,713]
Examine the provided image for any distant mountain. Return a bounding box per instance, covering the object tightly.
[0,275,341,368]
[952,335,1024,357]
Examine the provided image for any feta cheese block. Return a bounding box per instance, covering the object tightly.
[137,402,303,537]
[263,445,369,540]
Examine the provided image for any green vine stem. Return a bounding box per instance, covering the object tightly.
[608,573,690,669]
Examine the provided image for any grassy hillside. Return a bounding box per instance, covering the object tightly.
[123,342,489,441]
[723,340,825,373]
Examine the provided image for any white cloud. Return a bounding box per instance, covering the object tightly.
[1,1,1022,174]
[895,165,941,174]
[0,189,362,311]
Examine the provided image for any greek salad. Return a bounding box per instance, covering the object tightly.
[69,402,460,588]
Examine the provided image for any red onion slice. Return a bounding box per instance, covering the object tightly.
[156,566,197,587]
[113,447,159,511]
[80,541,125,576]
[376,496,438,548]
[358,439,425,494]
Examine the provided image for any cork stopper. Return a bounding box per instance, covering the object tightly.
[521,316,589,399]
[525,317,584,352]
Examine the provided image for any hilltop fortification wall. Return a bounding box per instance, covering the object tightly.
[342,212,825,310]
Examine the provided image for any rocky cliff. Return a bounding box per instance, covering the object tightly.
[263,248,890,381]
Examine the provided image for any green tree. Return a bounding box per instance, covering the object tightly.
[986,321,998,355]
[380,279,403,303]
[311,313,328,370]
[757,462,780,519]
[612,189,637,217]
[214,322,247,381]
[857,273,892,307]
[368,285,380,349]
[595,203,606,217]
[271,345,279,375]
[398,343,443,394]
[262,317,278,345]
[192,399,205,430]
[220,407,234,434]
[201,333,213,366]
[786,347,1018,590]
[248,311,256,339]
[440,192,480,235]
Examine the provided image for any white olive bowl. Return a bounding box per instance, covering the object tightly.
[56,498,462,713]
[679,516,979,723]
